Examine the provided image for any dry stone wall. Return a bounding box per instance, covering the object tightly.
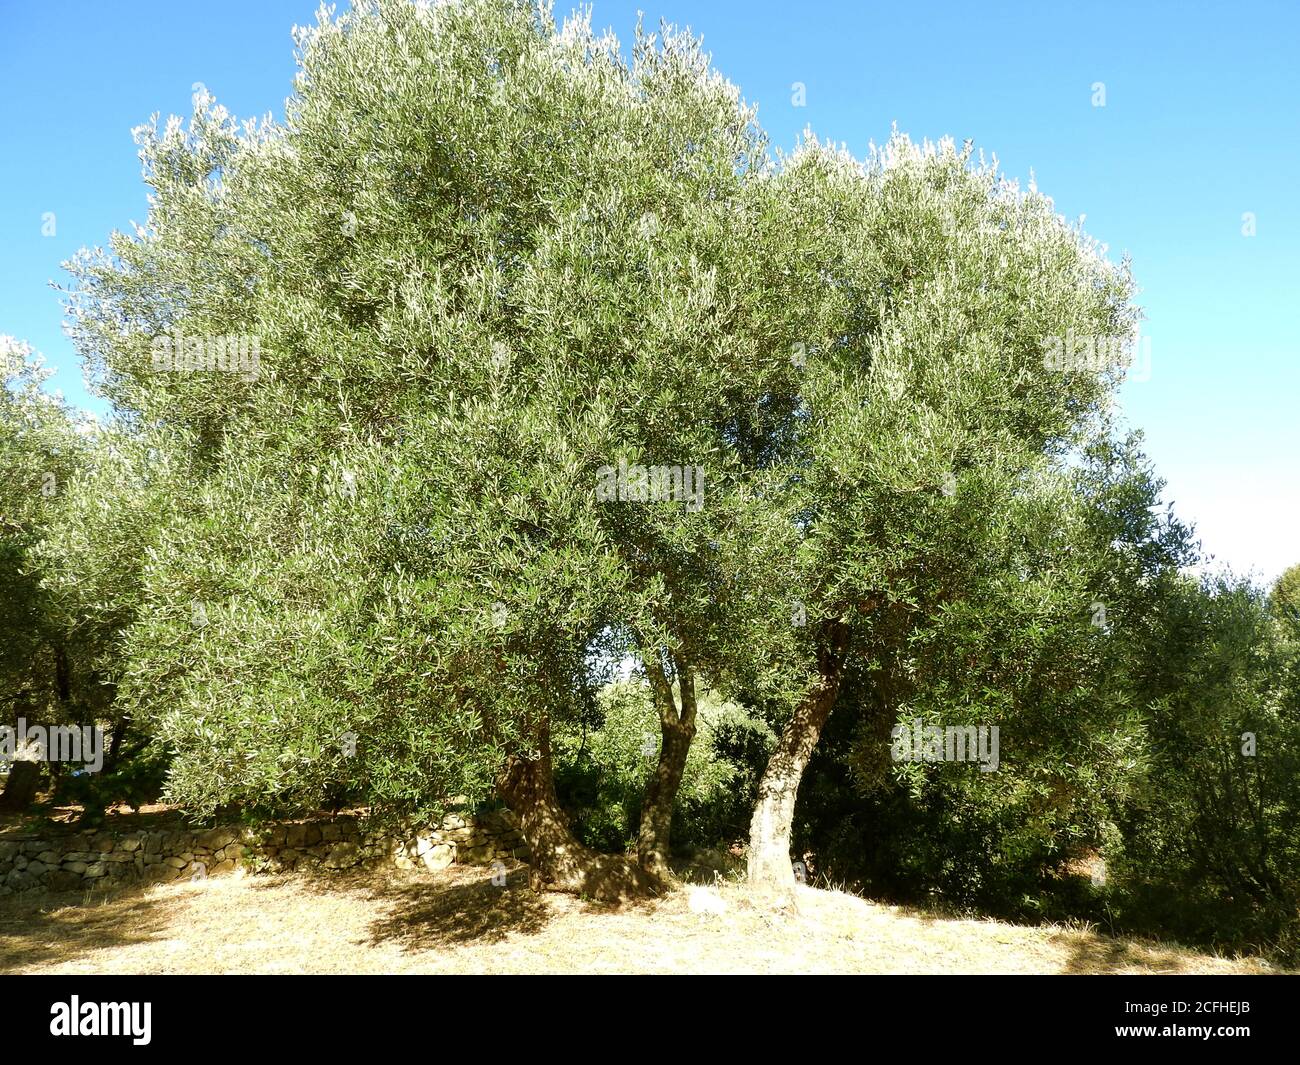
[0,808,529,897]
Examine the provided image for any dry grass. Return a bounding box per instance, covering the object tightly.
[0,862,1283,975]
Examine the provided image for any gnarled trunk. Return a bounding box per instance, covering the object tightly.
[497,722,661,902]
[636,651,697,881]
[748,666,841,891]
[638,720,696,880]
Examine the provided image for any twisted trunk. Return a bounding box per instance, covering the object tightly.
[496,721,661,902]
[748,660,842,891]
[637,655,697,880]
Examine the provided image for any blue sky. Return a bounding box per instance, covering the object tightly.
[1,0,1296,582]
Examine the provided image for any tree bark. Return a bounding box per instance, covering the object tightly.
[105,713,129,772]
[1,699,45,812]
[637,653,697,881]
[0,759,43,811]
[496,721,662,902]
[748,659,842,892]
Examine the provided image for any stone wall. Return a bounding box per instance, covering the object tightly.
[0,808,529,897]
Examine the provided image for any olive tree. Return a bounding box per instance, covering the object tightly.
[0,338,97,808]
[741,134,1147,890]
[63,0,800,895]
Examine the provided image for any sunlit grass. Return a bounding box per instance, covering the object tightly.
[1,863,1283,975]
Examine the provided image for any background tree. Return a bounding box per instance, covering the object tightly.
[0,337,91,809]
[31,426,180,821]
[1110,570,1300,960]
[788,434,1194,913]
[740,133,1147,891]
[1269,562,1300,635]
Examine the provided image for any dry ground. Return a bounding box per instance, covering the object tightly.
[0,861,1284,975]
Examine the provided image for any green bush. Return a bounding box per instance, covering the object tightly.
[1109,574,1300,961]
[53,741,170,825]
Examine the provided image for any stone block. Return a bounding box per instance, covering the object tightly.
[323,842,361,869]
[197,826,237,851]
[45,870,82,892]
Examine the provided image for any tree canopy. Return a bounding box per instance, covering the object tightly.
[3,0,1296,956]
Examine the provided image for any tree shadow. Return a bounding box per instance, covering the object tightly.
[3,857,663,970]
[0,883,180,974]
[355,862,558,951]
[1053,930,1196,974]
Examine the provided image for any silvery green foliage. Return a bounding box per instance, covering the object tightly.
[62,0,805,818]
[31,426,187,695]
[60,0,1153,832]
[736,129,1163,877]
[754,133,1140,623]
[733,130,1144,682]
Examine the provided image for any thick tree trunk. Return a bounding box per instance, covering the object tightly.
[2,700,45,812]
[748,666,842,892]
[105,713,129,772]
[637,719,695,880]
[497,723,662,902]
[636,651,697,881]
[0,759,43,811]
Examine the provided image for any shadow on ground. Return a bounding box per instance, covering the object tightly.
[2,859,635,973]
[1055,931,1196,974]
[0,883,179,974]
[356,868,553,951]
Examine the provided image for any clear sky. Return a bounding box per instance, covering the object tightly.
[2,1,1296,583]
